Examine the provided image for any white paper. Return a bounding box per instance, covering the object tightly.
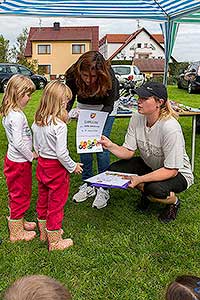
[76,110,108,154]
[85,171,138,189]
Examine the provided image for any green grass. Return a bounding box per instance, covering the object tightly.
[0,86,200,299]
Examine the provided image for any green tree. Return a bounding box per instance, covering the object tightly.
[11,28,37,72]
[169,61,189,77]
[0,34,10,62]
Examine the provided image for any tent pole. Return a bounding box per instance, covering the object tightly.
[161,20,179,86]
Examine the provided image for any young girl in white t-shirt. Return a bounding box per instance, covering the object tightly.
[32,80,83,251]
[0,74,37,242]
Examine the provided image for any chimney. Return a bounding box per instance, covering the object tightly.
[53,22,60,31]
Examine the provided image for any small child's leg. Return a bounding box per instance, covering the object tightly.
[46,166,72,251]
[5,158,33,221]
[7,217,36,242]
[37,219,47,241]
[46,229,73,251]
[24,220,36,231]
[4,158,36,240]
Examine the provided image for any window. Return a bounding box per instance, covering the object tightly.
[8,65,18,74]
[72,44,85,54]
[137,43,142,48]
[0,65,6,73]
[144,43,148,48]
[112,66,131,76]
[130,44,136,51]
[37,45,51,54]
[133,66,141,75]
[150,44,156,50]
[139,54,149,59]
[18,66,32,76]
[38,65,51,74]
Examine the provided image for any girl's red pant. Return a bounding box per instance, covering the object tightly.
[4,156,32,219]
[36,157,70,231]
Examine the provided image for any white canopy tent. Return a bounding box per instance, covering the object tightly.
[1,0,200,83]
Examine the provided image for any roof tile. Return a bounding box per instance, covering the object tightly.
[25,25,99,56]
[133,58,165,72]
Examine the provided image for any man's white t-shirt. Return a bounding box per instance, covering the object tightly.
[123,112,194,188]
[2,109,33,162]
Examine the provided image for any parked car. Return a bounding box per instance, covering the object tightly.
[0,63,47,92]
[111,64,144,88]
[177,62,200,93]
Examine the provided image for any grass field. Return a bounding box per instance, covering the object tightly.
[0,86,200,299]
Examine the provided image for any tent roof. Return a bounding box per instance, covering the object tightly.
[1,0,200,23]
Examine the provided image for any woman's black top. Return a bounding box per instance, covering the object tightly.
[65,67,119,114]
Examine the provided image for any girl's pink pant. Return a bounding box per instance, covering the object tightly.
[4,156,32,219]
[36,157,70,231]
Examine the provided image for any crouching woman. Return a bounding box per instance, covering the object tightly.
[100,82,194,223]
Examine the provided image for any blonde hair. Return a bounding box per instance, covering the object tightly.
[0,74,36,116]
[3,275,72,300]
[153,97,179,120]
[35,80,72,126]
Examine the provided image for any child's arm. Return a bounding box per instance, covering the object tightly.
[12,112,34,162]
[55,123,77,173]
[31,123,39,159]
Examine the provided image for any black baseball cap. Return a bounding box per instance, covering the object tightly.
[135,81,168,102]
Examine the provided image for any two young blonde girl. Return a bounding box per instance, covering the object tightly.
[1,74,82,251]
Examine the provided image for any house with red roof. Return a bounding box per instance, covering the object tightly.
[99,28,167,61]
[25,22,99,77]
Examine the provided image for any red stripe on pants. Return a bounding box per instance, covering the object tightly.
[4,156,32,219]
[36,157,70,231]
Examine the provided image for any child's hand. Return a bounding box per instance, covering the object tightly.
[33,151,38,159]
[74,163,83,174]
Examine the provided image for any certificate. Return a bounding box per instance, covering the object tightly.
[85,171,137,189]
[76,110,108,154]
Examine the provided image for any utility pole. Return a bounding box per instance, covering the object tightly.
[39,18,42,30]
[136,19,141,30]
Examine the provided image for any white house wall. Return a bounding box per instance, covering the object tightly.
[101,31,165,61]
[99,44,107,59]
[100,43,123,59]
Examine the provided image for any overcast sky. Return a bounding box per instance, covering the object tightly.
[1,15,200,62]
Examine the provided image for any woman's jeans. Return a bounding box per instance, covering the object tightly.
[80,116,115,181]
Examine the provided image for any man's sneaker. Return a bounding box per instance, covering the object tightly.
[92,187,110,209]
[158,199,180,223]
[73,183,96,203]
[136,193,150,212]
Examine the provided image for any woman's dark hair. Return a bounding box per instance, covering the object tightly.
[166,275,200,300]
[65,51,112,98]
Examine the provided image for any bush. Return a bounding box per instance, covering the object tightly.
[111,60,132,65]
